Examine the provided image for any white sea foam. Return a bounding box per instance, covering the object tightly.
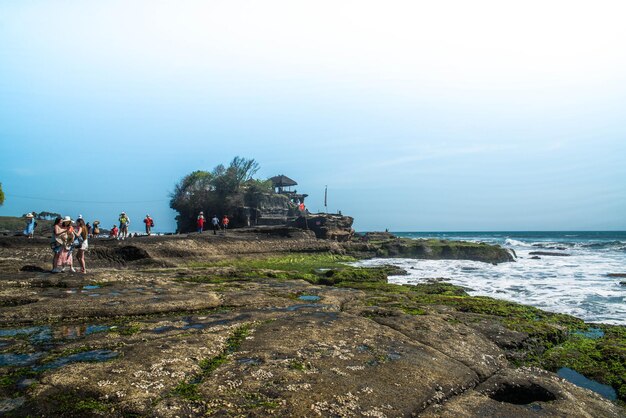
[504,238,532,247]
[354,237,626,325]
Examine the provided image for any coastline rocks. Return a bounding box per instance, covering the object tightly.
[0,235,623,416]
[421,367,624,417]
[362,231,396,241]
[367,238,515,264]
[607,273,626,278]
[529,251,571,257]
[291,214,354,242]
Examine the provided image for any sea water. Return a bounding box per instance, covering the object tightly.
[354,232,626,325]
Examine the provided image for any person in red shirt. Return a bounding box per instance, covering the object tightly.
[143,215,154,235]
[110,225,119,239]
[222,215,229,232]
[197,212,205,233]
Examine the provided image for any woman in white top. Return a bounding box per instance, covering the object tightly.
[74,218,89,273]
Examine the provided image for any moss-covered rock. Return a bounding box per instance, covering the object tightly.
[346,236,515,264]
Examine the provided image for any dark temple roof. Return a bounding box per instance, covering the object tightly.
[269,175,298,188]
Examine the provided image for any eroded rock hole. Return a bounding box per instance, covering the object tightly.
[489,382,557,405]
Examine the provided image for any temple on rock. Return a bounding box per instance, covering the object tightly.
[269,175,308,206]
[246,175,354,241]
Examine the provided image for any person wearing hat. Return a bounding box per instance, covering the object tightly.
[92,220,101,238]
[197,212,205,233]
[23,212,37,239]
[143,214,154,235]
[53,216,75,272]
[118,212,130,240]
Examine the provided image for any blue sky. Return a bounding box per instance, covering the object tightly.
[1,0,625,232]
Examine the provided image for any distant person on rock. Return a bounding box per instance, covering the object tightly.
[222,215,229,232]
[211,215,220,235]
[74,218,88,273]
[197,212,205,233]
[86,222,92,238]
[50,216,63,271]
[23,212,36,238]
[144,214,154,235]
[118,212,130,240]
[92,221,100,238]
[110,225,118,239]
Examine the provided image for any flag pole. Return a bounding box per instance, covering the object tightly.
[324,185,328,214]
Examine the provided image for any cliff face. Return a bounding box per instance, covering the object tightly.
[252,193,297,225]
[291,214,355,241]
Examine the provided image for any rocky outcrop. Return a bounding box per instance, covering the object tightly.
[291,214,355,242]
[0,236,623,416]
[347,237,514,264]
[529,251,571,257]
[251,193,298,226]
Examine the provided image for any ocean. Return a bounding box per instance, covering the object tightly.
[354,231,626,325]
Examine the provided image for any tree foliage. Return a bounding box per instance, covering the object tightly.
[0,183,4,206]
[170,157,267,232]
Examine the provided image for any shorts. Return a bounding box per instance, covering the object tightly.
[79,240,89,251]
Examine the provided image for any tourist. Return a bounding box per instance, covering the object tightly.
[86,222,92,239]
[222,215,229,232]
[197,212,205,233]
[55,216,75,272]
[118,212,130,240]
[23,212,36,238]
[143,214,154,235]
[93,221,100,238]
[74,218,88,273]
[211,215,220,235]
[110,225,118,239]
[50,216,63,271]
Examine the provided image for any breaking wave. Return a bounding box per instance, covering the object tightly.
[363,231,626,325]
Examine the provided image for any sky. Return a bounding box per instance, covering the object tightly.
[1,0,625,232]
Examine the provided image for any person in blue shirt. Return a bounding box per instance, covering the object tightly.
[23,212,36,238]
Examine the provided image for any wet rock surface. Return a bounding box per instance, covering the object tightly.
[528,251,571,257]
[0,234,623,417]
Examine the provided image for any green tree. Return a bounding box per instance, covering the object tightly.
[0,183,4,206]
[170,157,263,232]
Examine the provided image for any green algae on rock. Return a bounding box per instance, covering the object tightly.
[0,233,623,416]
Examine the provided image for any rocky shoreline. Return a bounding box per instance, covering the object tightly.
[0,230,623,416]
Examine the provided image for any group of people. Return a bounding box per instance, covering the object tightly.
[47,211,156,273]
[50,215,89,273]
[108,213,154,239]
[25,209,236,274]
[196,212,229,235]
